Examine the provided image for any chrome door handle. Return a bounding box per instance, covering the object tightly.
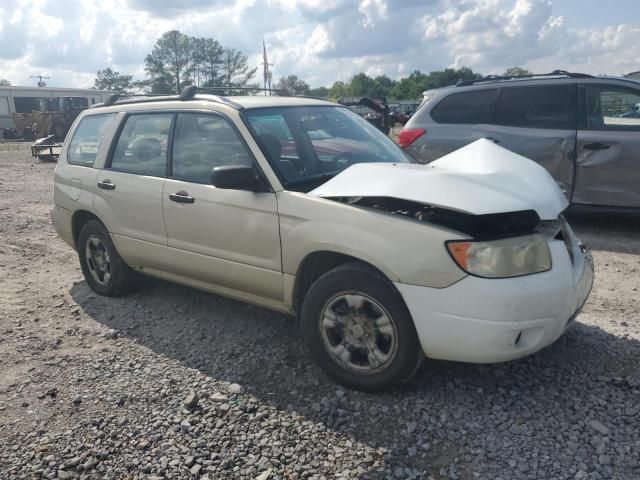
[97,180,116,190]
[169,191,195,204]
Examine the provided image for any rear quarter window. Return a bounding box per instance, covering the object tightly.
[430,89,497,124]
[67,114,116,167]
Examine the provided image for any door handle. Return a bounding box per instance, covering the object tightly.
[169,191,195,204]
[97,180,116,190]
[584,142,610,151]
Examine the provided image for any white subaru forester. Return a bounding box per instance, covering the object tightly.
[51,88,594,391]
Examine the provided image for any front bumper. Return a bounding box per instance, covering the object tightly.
[395,231,594,363]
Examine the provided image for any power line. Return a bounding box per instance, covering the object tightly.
[30,74,51,87]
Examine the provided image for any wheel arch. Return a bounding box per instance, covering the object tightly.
[292,250,399,315]
[71,210,107,249]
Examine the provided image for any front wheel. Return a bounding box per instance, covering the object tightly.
[300,262,423,391]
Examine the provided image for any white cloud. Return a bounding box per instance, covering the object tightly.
[0,0,638,88]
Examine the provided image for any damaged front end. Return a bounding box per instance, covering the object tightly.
[309,139,576,279]
[332,195,542,239]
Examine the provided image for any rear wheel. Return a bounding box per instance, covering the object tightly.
[301,262,423,391]
[78,220,137,297]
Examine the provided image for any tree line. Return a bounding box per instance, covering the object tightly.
[93,30,532,100]
[94,30,257,94]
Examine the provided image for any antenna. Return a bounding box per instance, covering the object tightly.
[31,74,51,87]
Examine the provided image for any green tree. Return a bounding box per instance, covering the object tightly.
[328,80,349,98]
[200,38,224,87]
[93,68,133,91]
[221,48,256,88]
[0,79,11,86]
[390,67,483,99]
[275,75,310,96]
[390,70,429,99]
[372,75,396,98]
[503,66,532,77]
[349,73,376,97]
[308,86,329,97]
[145,30,193,94]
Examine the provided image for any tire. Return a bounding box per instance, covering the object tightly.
[301,262,423,391]
[77,220,137,297]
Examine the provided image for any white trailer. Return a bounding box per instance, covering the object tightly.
[0,86,112,131]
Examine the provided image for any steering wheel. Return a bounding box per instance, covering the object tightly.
[328,151,355,171]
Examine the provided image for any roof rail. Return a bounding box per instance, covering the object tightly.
[100,92,179,107]
[182,86,284,96]
[178,86,245,109]
[96,87,249,110]
[455,70,593,87]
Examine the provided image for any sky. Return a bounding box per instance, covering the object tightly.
[0,0,639,89]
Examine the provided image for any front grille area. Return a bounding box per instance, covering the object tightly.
[537,216,574,264]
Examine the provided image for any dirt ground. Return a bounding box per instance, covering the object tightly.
[0,145,638,479]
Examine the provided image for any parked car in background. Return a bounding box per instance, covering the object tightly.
[399,71,640,210]
[51,88,593,391]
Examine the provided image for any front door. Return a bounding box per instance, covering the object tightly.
[162,112,283,301]
[93,113,172,266]
[574,85,640,208]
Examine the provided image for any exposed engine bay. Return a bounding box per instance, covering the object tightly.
[334,196,546,239]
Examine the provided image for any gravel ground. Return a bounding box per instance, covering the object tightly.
[0,146,639,480]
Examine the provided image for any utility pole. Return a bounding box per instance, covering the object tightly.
[31,74,50,87]
[261,39,273,95]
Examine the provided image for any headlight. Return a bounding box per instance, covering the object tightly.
[446,234,551,278]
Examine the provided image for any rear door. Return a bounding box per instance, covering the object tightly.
[93,112,172,266]
[161,112,282,302]
[574,84,640,208]
[481,84,577,198]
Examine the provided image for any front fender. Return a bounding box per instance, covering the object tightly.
[277,192,467,289]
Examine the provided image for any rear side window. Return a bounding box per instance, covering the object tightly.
[494,85,575,130]
[67,113,116,167]
[171,113,253,184]
[430,89,497,124]
[109,114,173,177]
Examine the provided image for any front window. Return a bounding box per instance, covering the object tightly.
[171,113,253,184]
[586,86,640,131]
[244,106,411,191]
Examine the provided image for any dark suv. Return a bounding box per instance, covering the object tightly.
[399,71,640,210]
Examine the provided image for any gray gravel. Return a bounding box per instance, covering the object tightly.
[1,146,639,479]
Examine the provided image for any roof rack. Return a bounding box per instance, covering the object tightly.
[97,87,251,110]
[181,86,284,96]
[455,70,593,87]
[99,92,177,107]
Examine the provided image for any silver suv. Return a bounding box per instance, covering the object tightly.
[51,88,593,391]
[399,71,640,210]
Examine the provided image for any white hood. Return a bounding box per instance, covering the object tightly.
[309,138,568,220]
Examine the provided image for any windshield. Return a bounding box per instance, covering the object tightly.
[244,106,412,191]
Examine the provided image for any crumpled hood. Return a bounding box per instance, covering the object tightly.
[309,138,568,220]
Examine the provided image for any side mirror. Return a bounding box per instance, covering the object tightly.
[211,165,264,191]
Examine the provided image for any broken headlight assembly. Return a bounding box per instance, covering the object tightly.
[446,234,551,279]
